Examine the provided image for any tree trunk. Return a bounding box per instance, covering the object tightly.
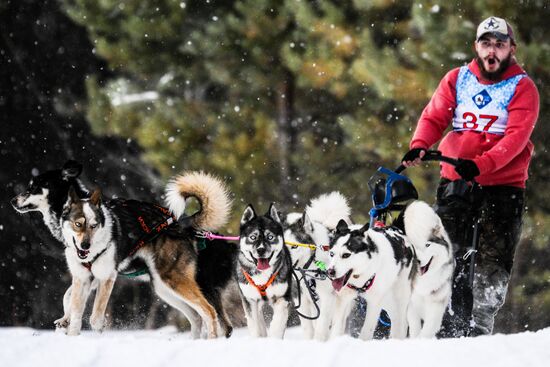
[275,69,296,203]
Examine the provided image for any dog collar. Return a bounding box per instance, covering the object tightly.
[347,274,376,293]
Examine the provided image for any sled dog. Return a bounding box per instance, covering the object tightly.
[327,220,415,340]
[404,200,454,338]
[237,204,293,338]
[59,171,236,338]
[284,191,352,340]
[11,160,88,242]
[10,161,96,328]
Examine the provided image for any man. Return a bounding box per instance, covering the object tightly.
[401,16,539,337]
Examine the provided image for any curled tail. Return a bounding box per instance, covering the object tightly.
[306,191,351,229]
[404,200,450,248]
[165,171,232,231]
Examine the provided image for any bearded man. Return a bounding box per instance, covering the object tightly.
[401,16,540,337]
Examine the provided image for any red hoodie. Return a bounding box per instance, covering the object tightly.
[410,59,539,188]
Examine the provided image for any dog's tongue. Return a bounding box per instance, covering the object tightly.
[257,258,270,270]
[332,277,345,292]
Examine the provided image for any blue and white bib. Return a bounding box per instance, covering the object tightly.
[452,66,525,135]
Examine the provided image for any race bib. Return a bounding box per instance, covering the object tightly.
[452,66,525,135]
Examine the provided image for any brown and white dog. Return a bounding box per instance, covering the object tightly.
[59,171,237,338]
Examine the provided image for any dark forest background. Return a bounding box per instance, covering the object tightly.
[1,0,548,334]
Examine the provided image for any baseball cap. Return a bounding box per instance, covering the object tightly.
[476,16,515,43]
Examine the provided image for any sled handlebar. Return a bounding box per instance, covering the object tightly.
[394,150,460,174]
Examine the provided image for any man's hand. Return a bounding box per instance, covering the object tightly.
[454,159,480,181]
[401,148,426,168]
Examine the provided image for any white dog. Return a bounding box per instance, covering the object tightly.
[404,201,454,338]
[284,191,352,340]
[327,220,415,340]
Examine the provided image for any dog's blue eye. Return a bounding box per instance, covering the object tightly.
[426,243,431,248]
[90,224,97,229]
[267,234,274,241]
[342,253,351,259]
[74,222,82,228]
[249,235,257,241]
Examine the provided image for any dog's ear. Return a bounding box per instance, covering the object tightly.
[68,186,80,204]
[302,212,314,235]
[277,210,286,223]
[266,203,281,224]
[359,222,370,233]
[62,160,83,180]
[241,204,256,225]
[90,189,102,207]
[336,219,348,233]
[62,186,79,217]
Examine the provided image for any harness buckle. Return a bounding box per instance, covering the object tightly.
[195,230,209,239]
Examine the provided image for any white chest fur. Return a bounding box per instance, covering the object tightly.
[65,244,116,280]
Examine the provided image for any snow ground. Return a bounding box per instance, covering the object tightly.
[1,326,549,367]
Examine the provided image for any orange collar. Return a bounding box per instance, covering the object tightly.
[241,268,279,298]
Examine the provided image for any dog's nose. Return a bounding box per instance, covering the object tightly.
[327,268,336,278]
[256,247,266,257]
[81,242,91,250]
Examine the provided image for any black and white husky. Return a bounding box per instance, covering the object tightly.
[10,161,92,328]
[403,201,454,338]
[327,220,415,340]
[11,160,88,242]
[237,204,293,338]
[284,191,351,340]
[59,171,237,338]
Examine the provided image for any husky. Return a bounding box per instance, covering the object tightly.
[10,161,94,329]
[283,191,352,340]
[327,220,415,340]
[403,201,454,338]
[237,204,293,338]
[59,171,237,338]
[11,160,88,242]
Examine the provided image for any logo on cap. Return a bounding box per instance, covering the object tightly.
[472,90,492,109]
[484,17,499,30]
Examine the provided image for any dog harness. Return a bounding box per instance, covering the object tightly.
[110,199,177,259]
[241,269,280,298]
[80,200,177,273]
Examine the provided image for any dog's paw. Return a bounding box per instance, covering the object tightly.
[224,326,233,338]
[54,316,69,329]
[66,327,81,336]
[66,318,82,336]
[89,315,105,332]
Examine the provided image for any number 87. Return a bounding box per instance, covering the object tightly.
[463,112,498,131]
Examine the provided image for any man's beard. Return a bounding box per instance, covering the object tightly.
[475,52,512,81]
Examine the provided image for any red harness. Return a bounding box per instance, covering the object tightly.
[241,269,279,298]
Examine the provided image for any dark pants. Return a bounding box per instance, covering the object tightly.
[435,179,524,337]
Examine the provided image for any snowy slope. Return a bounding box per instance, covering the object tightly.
[1,326,549,367]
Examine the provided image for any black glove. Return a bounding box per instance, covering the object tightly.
[401,148,426,163]
[454,159,480,181]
